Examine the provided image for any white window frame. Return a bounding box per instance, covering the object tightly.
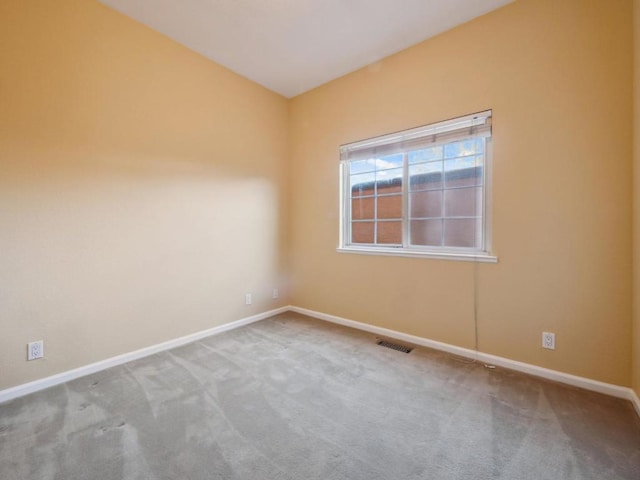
[338,111,497,263]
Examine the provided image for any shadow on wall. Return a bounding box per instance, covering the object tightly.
[0,152,285,390]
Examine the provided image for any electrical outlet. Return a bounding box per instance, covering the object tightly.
[27,340,44,361]
[245,293,252,305]
[272,288,278,299]
[542,332,555,350]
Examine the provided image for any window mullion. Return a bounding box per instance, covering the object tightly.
[373,169,378,244]
[402,152,409,248]
[340,162,345,246]
[440,157,445,246]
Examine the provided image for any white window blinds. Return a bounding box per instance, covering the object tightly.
[340,111,492,162]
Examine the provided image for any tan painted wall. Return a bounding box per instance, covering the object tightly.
[1,0,635,393]
[0,0,289,390]
[634,0,640,398]
[289,0,633,386]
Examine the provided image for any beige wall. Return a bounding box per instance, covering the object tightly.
[634,0,640,398]
[0,0,289,390]
[289,0,633,386]
[1,0,637,393]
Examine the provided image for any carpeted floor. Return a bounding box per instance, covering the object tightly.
[1,312,639,479]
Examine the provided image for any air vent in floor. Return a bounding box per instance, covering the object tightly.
[377,340,413,354]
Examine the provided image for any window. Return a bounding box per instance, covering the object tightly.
[339,111,496,262]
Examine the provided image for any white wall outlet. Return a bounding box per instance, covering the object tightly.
[272,288,278,299]
[27,340,44,361]
[542,332,555,350]
[245,293,252,305]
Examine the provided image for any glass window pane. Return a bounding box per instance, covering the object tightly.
[444,187,482,218]
[409,146,443,164]
[375,167,403,194]
[352,222,374,244]
[374,153,403,170]
[409,162,442,191]
[444,157,483,187]
[351,197,375,220]
[350,172,375,197]
[444,139,482,159]
[377,194,402,219]
[350,159,377,175]
[410,190,442,218]
[443,219,477,247]
[444,141,464,159]
[377,221,402,244]
[410,219,442,246]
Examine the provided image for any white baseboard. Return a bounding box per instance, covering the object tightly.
[3,304,639,419]
[289,306,638,408]
[632,389,640,418]
[0,306,289,404]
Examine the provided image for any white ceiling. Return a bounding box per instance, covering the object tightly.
[98,0,515,98]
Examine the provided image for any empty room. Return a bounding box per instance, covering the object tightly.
[1,0,640,478]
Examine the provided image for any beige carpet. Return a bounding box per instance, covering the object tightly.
[1,312,639,479]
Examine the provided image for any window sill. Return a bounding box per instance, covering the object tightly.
[336,246,498,263]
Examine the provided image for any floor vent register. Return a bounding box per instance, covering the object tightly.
[377,340,413,354]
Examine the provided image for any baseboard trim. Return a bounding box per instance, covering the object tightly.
[632,389,640,418]
[289,306,637,407]
[3,304,638,417]
[0,306,289,404]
